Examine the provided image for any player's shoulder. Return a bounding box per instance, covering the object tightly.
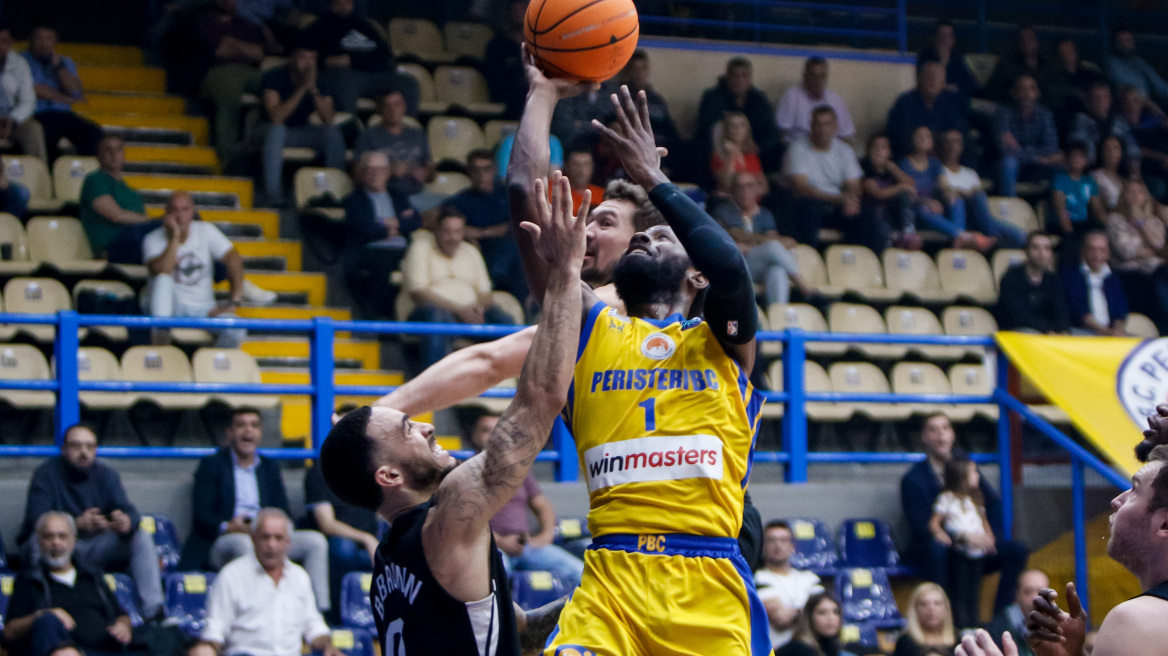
[1096,595,1168,652]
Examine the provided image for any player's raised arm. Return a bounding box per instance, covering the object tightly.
[593,86,758,370]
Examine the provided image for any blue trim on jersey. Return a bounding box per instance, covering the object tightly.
[543,588,574,649]
[730,550,776,655]
[589,533,740,559]
[741,389,764,489]
[735,362,750,403]
[642,312,686,328]
[577,301,606,362]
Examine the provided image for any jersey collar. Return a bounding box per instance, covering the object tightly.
[641,313,686,328]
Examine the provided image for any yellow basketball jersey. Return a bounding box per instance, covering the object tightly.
[568,302,765,539]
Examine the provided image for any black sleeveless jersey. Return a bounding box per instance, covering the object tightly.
[372,500,520,656]
[1140,580,1168,602]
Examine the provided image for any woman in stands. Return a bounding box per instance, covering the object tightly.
[1104,178,1168,331]
[774,592,858,656]
[937,129,1025,247]
[859,133,922,252]
[893,583,957,656]
[1091,135,1129,210]
[711,111,768,198]
[899,125,994,252]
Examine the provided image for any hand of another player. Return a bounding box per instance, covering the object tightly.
[1027,583,1087,656]
[520,44,599,101]
[956,628,1019,656]
[523,172,588,268]
[593,86,669,190]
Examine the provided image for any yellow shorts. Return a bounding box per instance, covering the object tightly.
[542,534,771,656]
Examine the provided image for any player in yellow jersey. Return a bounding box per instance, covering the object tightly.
[509,67,771,654]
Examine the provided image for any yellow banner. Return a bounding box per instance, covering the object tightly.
[995,333,1155,477]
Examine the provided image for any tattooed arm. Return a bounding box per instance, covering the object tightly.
[422,174,586,603]
[516,597,568,656]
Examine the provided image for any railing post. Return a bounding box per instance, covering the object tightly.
[54,311,80,444]
[551,417,578,482]
[1072,457,1091,622]
[310,317,335,457]
[783,330,807,483]
[896,0,907,54]
[995,350,1014,540]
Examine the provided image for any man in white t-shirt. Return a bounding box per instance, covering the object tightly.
[143,191,246,347]
[754,520,825,649]
[776,57,856,145]
[783,106,863,247]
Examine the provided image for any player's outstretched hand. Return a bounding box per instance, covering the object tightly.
[521,44,599,101]
[956,629,1019,656]
[592,85,669,190]
[1137,404,1168,462]
[1026,583,1087,656]
[522,171,587,268]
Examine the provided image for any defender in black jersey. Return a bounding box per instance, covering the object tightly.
[319,173,590,656]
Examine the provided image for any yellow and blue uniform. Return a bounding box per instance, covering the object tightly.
[543,301,770,656]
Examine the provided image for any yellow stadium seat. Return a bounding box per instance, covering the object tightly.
[827,303,906,359]
[3,277,74,342]
[433,66,504,115]
[767,359,852,421]
[5,156,60,213]
[828,361,910,421]
[885,306,963,360]
[0,344,55,409]
[936,249,996,304]
[425,172,472,197]
[483,120,519,150]
[948,363,1000,420]
[882,249,956,303]
[766,302,846,356]
[891,361,972,421]
[824,244,899,302]
[444,22,494,60]
[51,156,99,204]
[991,249,1026,289]
[792,244,842,298]
[192,348,278,409]
[491,291,526,325]
[72,280,136,342]
[0,212,33,275]
[1127,312,1159,339]
[74,346,133,410]
[389,18,454,62]
[25,216,106,274]
[988,197,1039,235]
[427,116,486,167]
[293,167,353,221]
[120,345,208,410]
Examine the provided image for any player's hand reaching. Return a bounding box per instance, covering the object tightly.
[592,85,669,191]
[1137,404,1168,462]
[521,44,599,101]
[1026,583,1087,656]
[523,172,588,269]
[956,628,1019,656]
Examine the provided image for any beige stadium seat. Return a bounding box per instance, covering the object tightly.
[885,306,963,360]
[828,361,910,421]
[792,244,841,298]
[293,168,353,221]
[767,360,852,421]
[941,305,997,356]
[395,63,446,114]
[755,305,781,357]
[483,120,519,150]
[72,280,136,342]
[389,18,454,62]
[5,156,61,213]
[74,347,133,410]
[428,116,486,167]
[766,302,846,355]
[121,345,208,410]
[992,249,1026,289]
[827,303,906,359]
[51,156,99,204]
[491,291,526,325]
[444,22,494,60]
[426,172,472,197]
[988,197,1039,235]
[891,361,973,421]
[1127,312,1160,338]
[3,277,75,342]
[433,66,504,115]
[882,249,956,303]
[0,212,33,275]
[192,348,278,409]
[824,244,899,302]
[0,344,55,409]
[25,216,106,274]
[948,363,1000,420]
[936,249,996,304]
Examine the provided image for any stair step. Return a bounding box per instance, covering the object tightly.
[75,93,185,116]
[217,289,308,306]
[79,112,207,146]
[123,162,213,176]
[124,145,220,173]
[124,174,253,209]
[78,66,166,94]
[14,42,144,66]
[146,207,278,240]
[255,355,362,369]
[216,271,325,306]
[260,368,403,387]
[280,397,432,442]
[234,240,302,272]
[235,306,351,322]
[242,337,380,370]
[242,256,286,272]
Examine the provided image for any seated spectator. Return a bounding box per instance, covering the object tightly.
[776,56,856,145]
[1104,179,1168,332]
[79,135,155,260]
[0,152,30,218]
[189,0,269,156]
[996,75,1064,198]
[494,132,563,179]
[179,408,331,612]
[713,171,809,307]
[483,0,527,119]
[783,107,863,247]
[341,151,418,318]
[5,512,135,656]
[23,26,102,162]
[445,149,528,302]
[401,206,515,369]
[0,22,47,161]
[917,20,979,100]
[711,111,765,197]
[696,57,781,170]
[893,583,957,656]
[16,425,164,621]
[235,0,295,33]
[938,129,1025,247]
[984,569,1049,653]
[550,80,615,150]
[1068,82,1139,166]
[900,125,994,251]
[929,455,993,629]
[982,24,1049,104]
[563,145,604,214]
[754,520,824,649]
[1105,29,1168,109]
[143,191,247,348]
[901,414,1030,616]
[352,90,436,205]
[189,509,339,656]
[886,60,969,160]
[467,411,584,588]
[774,593,856,656]
[1050,141,1106,258]
[303,0,418,114]
[260,41,344,206]
[997,232,1070,333]
[1115,86,1168,200]
[619,50,680,153]
[1092,135,1129,210]
[860,133,919,253]
[1047,39,1105,132]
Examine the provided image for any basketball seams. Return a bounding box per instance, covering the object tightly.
[520,24,638,53]
[525,0,639,82]
[531,0,610,35]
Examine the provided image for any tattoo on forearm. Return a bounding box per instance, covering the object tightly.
[520,597,567,656]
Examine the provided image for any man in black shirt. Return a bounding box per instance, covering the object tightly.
[5,511,134,656]
[997,231,1071,333]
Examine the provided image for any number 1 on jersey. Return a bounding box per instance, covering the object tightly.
[639,398,656,431]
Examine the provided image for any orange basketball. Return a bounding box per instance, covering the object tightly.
[524,0,640,82]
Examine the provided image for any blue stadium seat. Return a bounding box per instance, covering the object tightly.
[141,514,181,573]
[838,518,900,571]
[320,627,375,656]
[105,573,144,627]
[165,571,216,636]
[0,572,14,630]
[840,621,880,650]
[786,518,839,575]
[836,568,904,629]
[340,572,374,629]
[511,570,565,611]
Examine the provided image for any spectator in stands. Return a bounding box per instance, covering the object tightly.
[550,81,615,150]
[467,411,584,588]
[23,26,103,162]
[1104,179,1168,332]
[1045,38,1104,131]
[143,191,247,347]
[5,511,135,656]
[352,90,435,204]
[1050,141,1106,258]
[79,135,154,260]
[235,0,295,32]
[894,582,957,656]
[189,509,339,656]
[1092,135,1128,210]
[16,424,165,621]
[564,145,604,214]
[445,149,528,303]
[997,232,1070,333]
[303,0,418,114]
[929,455,993,630]
[776,57,856,145]
[0,22,47,162]
[342,151,418,319]
[901,414,1030,616]
[483,0,527,119]
[886,60,969,160]
[754,520,824,649]
[939,129,1025,247]
[402,206,514,369]
[494,132,563,179]
[1068,82,1139,166]
[901,125,994,251]
[1116,85,1168,201]
[619,50,679,153]
[260,41,344,206]
[983,569,1048,655]
[1105,29,1168,108]
[0,152,30,218]
[774,593,856,656]
[860,133,920,252]
[996,74,1063,198]
[711,111,766,197]
[696,57,781,170]
[713,171,809,307]
[783,106,863,247]
[983,24,1049,104]
[917,20,979,99]
[180,407,331,612]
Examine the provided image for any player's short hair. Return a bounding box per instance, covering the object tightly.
[1144,446,1168,514]
[764,519,791,534]
[320,406,384,511]
[603,179,664,233]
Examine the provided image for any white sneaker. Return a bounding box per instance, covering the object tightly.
[242,279,278,305]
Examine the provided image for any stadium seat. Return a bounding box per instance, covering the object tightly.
[3,277,75,342]
[0,344,55,409]
[425,171,472,197]
[890,361,973,422]
[935,249,996,304]
[839,518,903,570]
[841,621,880,651]
[988,197,1039,235]
[395,63,445,114]
[165,571,215,636]
[444,22,494,61]
[52,156,99,204]
[5,155,61,213]
[433,66,504,115]
[554,516,591,546]
[120,345,209,409]
[388,18,454,63]
[767,303,847,356]
[941,306,997,357]
[884,306,963,360]
[756,305,780,357]
[836,567,903,627]
[991,249,1025,289]
[824,244,899,302]
[0,572,14,628]
[791,244,841,298]
[325,627,376,656]
[828,362,910,421]
[483,120,518,150]
[511,570,566,611]
[0,212,34,275]
[766,360,853,421]
[881,249,955,304]
[786,518,839,574]
[105,573,144,626]
[141,513,181,572]
[25,216,106,274]
[340,571,374,629]
[427,116,486,168]
[827,303,907,359]
[1128,312,1159,338]
[74,346,133,410]
[72,279,136,342]
[293,167,353,221]
[948,364,1000,420]
[191,348,279,409]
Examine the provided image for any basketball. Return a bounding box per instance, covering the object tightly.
[524,0,640,82]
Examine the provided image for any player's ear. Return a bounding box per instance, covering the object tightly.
[687,268,709,291]
[374,464,404,491]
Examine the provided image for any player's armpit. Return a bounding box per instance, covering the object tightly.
[518,596,568,656]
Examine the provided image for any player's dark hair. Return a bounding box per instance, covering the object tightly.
[320,406,384,511]
[335,402,360,416]
[603,179,665,232]
[1145,446,1168,513]
[764,519,791,533]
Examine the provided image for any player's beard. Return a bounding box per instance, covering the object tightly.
[403,453,457,492]
[612,253,689,310]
